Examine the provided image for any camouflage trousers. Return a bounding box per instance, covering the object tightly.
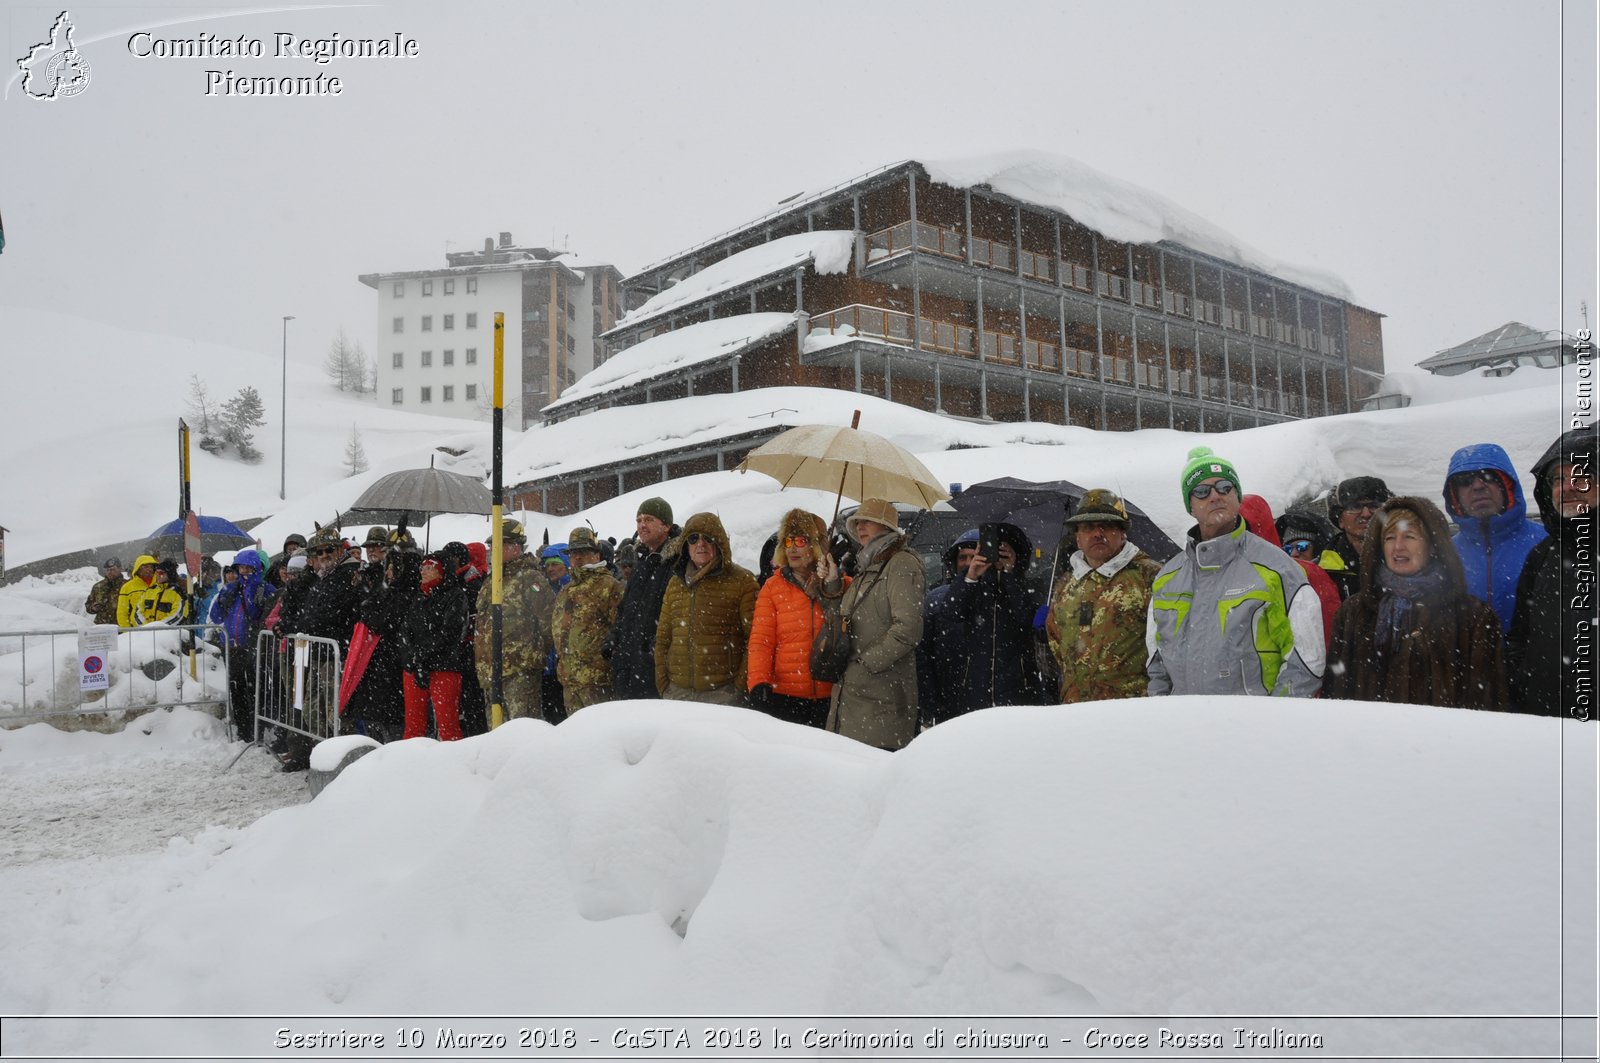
[474,661,544,723]
[563,685,611,715]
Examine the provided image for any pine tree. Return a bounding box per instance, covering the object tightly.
[222,386,266,463]
[343,422,369,475]
[323,327,358,391]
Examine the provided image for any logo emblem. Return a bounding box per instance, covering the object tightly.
[17,11,92,101]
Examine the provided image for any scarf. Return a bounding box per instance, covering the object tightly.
[1373,562,1452,653]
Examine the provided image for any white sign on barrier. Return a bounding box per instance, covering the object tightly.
[77,625,118,692]
[293,637,309,711]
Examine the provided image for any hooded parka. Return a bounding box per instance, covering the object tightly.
[1325,496,1508,710]
[826,529,926,750]
[654,513,759,696]
[1506,429,1598,718]
[1443,442,1547,632]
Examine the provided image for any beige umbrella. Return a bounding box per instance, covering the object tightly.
[738,412,951,518]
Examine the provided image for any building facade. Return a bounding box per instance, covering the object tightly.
[360,233,624,428]
[545,160,1385,434]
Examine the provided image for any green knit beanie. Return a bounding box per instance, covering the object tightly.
[636,496,673,526]
[1180,446,1240,512]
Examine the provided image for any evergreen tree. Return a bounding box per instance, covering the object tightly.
[343,422,369,475]
[222,386,266,463]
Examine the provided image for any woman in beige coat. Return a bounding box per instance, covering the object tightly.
[824,498,926,750]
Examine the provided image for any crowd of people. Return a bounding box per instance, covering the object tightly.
[84,426,1595,767]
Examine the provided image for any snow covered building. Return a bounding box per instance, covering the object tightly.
[545,154,1385,435]
[1414,321,1578,377]
[359,233,624,429]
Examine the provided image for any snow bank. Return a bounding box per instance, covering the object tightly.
[616,231,854,331]
[923,152,1359,303]
[549,313,796,411]
[0,699,1578,1055]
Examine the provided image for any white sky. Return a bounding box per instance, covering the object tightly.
[1,0,1594,372]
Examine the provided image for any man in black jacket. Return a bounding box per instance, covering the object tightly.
[1326,475,1392,599]
[1508,428,1597,719]
[608,497,680,699]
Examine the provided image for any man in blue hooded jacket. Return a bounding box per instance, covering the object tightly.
[1442,442,1547,632]
[211,549,269,742]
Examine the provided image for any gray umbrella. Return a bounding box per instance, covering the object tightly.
[349,467,491,517]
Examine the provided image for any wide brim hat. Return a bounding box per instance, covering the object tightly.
[1066,488,1131,526]
[568,526,601,553]
[845,498,901,537]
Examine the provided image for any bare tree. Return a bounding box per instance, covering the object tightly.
[186,373,216,436]
[323,327,359,391]
[351,340,372,393]
[343,422,369,475]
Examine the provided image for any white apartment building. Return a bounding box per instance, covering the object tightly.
[359,232,624,428]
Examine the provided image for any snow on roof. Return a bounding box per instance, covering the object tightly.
[614,231,854,332]
[1415,321,1570,370]
[922,151,1356,303]
[637,153,1359,305]
[546,313,796,413]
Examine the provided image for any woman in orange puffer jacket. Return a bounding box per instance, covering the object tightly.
[746,509,849,728]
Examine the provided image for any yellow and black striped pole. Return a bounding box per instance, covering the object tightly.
[490,312,506,729]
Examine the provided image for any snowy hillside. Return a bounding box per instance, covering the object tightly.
[0,308,492,568]
[0,700,1584,1056]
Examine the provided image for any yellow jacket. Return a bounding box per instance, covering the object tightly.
[116,555,160,627]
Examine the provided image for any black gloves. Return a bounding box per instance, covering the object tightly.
[748,683,773,710]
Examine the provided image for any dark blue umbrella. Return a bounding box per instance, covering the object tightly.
[144,515,256,558]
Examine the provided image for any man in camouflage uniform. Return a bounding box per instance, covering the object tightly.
[85,558,124,625]
[473,518,554,722]
[551,526,624,714]
[1047,489,1162,703]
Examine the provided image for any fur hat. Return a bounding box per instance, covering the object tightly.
[772,509,829,567]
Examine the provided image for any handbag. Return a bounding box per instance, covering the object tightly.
[809,542,899,684]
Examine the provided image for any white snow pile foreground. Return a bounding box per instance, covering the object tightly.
[0,699,1578,1056]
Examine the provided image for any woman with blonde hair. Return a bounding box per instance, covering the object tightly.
[746,509,849,727]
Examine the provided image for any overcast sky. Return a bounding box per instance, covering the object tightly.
[2,0,1593,375]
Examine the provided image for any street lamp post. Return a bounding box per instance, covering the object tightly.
[281,315,294,500]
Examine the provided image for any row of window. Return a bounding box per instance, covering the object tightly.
[392,384,478,404]
[393,278,478,297]
[392,348,478,368]
[392,312,479,334]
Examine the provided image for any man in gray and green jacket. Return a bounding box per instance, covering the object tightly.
[1146,447,1325,698]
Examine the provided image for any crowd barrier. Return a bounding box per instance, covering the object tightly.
[0,623,229,724]
[250,629,343,746]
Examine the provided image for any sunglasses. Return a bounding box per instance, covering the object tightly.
[1189,479,1237,500]
[685,533,714,547]
[783,534,812,549]
[1284,538,1314,556]
[308,547,337,558]
[1448,470,1500,490]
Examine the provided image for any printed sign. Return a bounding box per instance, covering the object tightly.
[78,625,118,692]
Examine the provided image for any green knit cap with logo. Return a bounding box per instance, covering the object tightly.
[1180,446,1241,512]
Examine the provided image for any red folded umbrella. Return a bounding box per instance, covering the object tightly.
[339,622,380,714]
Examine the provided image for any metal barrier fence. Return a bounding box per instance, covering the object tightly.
[251,629,342,745]
[0,624,229,724]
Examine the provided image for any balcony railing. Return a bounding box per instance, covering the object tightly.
[808,304,1107,378]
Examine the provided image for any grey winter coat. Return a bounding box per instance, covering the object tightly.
[826,534,926,750]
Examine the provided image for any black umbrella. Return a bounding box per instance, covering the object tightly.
[948,477,1180,570]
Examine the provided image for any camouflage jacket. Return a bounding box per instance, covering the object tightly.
[85,577,120,625]
[1047,541,1160,703]
[474,551,555,678]
[552,563,624,690]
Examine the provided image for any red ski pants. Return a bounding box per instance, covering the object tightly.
[402,670,463,741]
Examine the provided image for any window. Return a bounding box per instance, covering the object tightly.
[392,351,403,368]
[392,282,404,297]
[420,386,432,403]
[420,350,432,367]
[443,314,455,331]
[392,317,403,334]
[443,385,454,402]
[443,349,454,366]
[466,312,478,329]
[421,315,432,332]
[391,388,403,404]
[443,280,455,295]
[466,383,477,400]
[465,348,477,365]
[466,278,478,293]
[422,281,433,297]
